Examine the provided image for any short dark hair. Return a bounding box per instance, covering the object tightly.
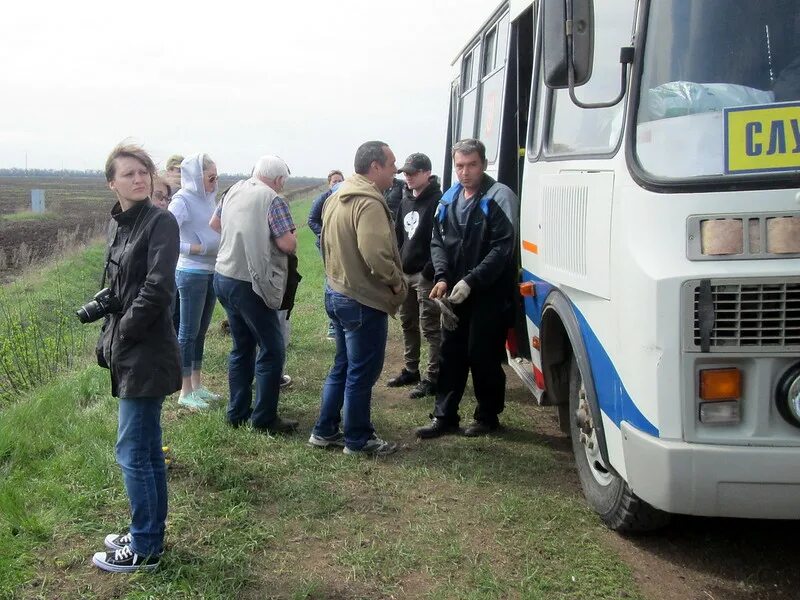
[327,169,344,183]
[451,138,487,163]
[354,141,389,175]
[105,142,156,183]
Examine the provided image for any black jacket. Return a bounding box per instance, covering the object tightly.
[395,176,441,280]
[96,200,182,398]
[431,174,518,299]
[383,177,404,220]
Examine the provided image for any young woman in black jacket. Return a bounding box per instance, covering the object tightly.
[91,143,181,573]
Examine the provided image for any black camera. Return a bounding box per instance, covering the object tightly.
[76,287,122,324]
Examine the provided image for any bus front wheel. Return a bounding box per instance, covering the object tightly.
[568,355,670,533]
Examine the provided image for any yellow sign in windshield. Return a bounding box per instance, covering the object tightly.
[724,102,800,174]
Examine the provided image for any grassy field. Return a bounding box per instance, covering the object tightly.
[0,176,321,280]
[0,212,58,223]
[0,191,644,599]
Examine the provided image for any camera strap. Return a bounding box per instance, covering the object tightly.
[100,244,113,290]
[101,203,152,294]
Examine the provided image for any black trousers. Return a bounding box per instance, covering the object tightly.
[433,292,508,425]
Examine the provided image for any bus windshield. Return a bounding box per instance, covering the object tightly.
[634,0,800,181]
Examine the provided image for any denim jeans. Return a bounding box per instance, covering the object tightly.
[312,287,388,450]
[175,270,216,377]
[116,397,167,557]
[213,273,284,428]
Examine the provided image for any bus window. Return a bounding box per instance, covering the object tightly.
[547,2,635,156]
[463,50,476,89]
[483,27,498,77]
[635,0,800,180]
[479,73,505,163]
[478,14,510,163]
[459,91,478,139]
[458,46,480,139]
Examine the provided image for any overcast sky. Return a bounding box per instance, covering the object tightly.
[0,0,495,178]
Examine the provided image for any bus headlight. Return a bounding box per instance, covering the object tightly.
[776,364,800,428]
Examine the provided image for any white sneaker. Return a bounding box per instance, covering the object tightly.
[178,392,209,410]
[193,386,222,402]
[308,431,345,448]
[92,545,160,573]
[343,437,398,456]
[104,532,132,551]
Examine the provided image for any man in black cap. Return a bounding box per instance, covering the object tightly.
[386,153,442,399]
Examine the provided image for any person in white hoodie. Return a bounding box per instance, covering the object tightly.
[168,153,222,409]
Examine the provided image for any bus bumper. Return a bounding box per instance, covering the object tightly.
[621,422,800,519]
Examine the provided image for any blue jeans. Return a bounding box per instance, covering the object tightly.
[312,288,388,450]
[176,270,216,377]
[213,273,285,428]
[116,397,167,557]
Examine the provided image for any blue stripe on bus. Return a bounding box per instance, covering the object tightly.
[521,270,659,438]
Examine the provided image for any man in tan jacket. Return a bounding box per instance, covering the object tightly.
[309,140,407,456]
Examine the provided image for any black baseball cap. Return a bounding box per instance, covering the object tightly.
[397,152,432,174]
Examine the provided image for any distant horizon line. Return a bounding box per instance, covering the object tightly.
[0,168,325,180]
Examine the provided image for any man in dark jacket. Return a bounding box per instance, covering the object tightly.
[416,138,519,439]
[308,169,344,249]
[308,169,345,339]
[386,153,442,399]
[383,176,404,220]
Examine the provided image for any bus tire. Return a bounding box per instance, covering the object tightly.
[568,354,670,533]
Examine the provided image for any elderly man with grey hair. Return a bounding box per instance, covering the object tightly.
[213,155,299,434]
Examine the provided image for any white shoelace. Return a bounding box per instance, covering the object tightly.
[114,545,134,561]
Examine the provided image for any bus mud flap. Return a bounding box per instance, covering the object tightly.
[698,278,715,353]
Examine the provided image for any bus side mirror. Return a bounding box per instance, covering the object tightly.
[543,0,594,89]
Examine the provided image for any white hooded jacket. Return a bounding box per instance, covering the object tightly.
[168,153,221,272]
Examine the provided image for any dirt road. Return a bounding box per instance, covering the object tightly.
[379,334,800,600]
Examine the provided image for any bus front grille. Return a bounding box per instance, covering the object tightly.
[687,278,800,352]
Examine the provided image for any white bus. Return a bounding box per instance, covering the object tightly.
[445,0,800,531]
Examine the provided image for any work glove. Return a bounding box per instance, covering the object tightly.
[449,279,471,304]
[433,298,459,331]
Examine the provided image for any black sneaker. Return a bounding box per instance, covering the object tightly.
[409,379,436,399]
[387,368,420,387]
[308,431,345,448]
[256,416,299,435]
[104,532,132,551]
[415,417,460,439]
[463,420,501,437]
[92,545,160,573]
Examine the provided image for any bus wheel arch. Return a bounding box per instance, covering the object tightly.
[540,291,610,469]
[540,291,670,532]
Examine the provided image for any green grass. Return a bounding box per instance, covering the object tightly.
[0,192,643,600]
[0,211,57,222]
[0,242,105,406]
